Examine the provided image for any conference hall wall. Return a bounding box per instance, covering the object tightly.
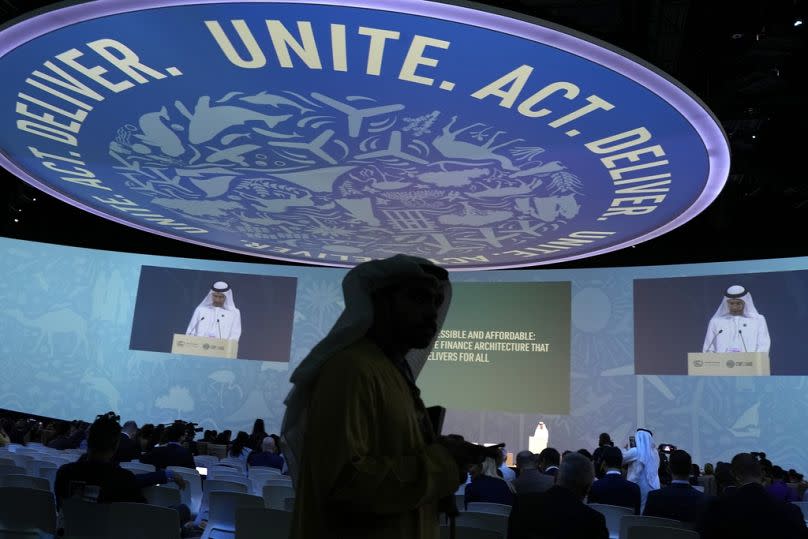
[0,235,805,470]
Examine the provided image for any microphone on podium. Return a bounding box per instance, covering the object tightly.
[217,317,222,339]
[738,329,748,352]
[192,316,205,336]
[706,329,723,352]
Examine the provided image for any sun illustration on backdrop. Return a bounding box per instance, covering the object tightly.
[108,89,583,261]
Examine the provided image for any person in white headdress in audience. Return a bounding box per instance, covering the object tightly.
[622,428,660,512]
[186,281,242,341]
[702,285,770,353]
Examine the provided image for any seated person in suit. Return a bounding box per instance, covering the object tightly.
[512,450,553,495]
[539,447,561,477]
[497,447,516,481]
[55,412,187,513]
[247,436,284,470]
[698,453,808,539]
[592,433,613,479]
[643,449,709,523]
[767,466,799,502]
[465,456,515,508]
[114,420,140,463]
[140,423,196,470]
[508,452,608,539]
[587,446,641,514]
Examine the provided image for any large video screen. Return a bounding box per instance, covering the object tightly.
[635,270,808,375]
[420,282,571,414]
[130,266,297,362]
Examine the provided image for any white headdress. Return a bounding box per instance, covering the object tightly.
[711,285,760,319]
[633,429,660,490]
[280,255,452,487]
[196,281,237,312]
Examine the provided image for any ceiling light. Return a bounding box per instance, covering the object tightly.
[794,19,803,27]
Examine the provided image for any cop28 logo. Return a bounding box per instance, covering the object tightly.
[0,0,729,269]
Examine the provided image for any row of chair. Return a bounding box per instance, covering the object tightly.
[437,502,698,539]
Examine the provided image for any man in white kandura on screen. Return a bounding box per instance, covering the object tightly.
[186,281,242,342]
[702,285,770,353]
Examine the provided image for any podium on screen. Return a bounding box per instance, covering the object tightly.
[687,352,770,376]
[171,334,238,359]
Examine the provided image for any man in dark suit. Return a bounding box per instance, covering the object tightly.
[508,452,608,539]
[587,446,641,514]
[698,453,808,539]
[539,447,560,478]
[512,450,553,495]
[643,449,708,523]
[140,423,195,470]
[114,420,141,463]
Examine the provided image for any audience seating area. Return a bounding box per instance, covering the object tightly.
[3,416,808,539]
[0,442,293,538]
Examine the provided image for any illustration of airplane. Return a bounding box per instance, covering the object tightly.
[354,131,428,164]
[311,92,404,137]
[267,129,337,164]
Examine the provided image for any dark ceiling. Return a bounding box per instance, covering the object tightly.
[1,0,806,270]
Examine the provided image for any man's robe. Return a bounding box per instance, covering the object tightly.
[291,338,460,539]
[186,305,241,341]
[703,315,770,353]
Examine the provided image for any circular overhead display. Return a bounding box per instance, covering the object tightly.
[0,0,729,269]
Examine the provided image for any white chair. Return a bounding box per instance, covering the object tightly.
[119,461,156,473]
[0,475,50,492]
[110,502,181,539]
[220,458,247,473]
[5,456,32,470]
[626,525,699,539]
[589,503,633,539]
[209,464,244,477]
[195,455,219,468]
[262,483,295,511]
[248,468,283,495]
[692,485,704,493]
[0,486,56,535]
[440,526,504,539]
[0,466,26,479]
[465,502,511,515]
[451,511,508,536]
[620,515,686,539]
[142,485,182,508]
[166,467,203,516]
[199,479,249,523]
[203,492,263,539]
[37,465,58,491]
[235,507,292,539]
[218,476,251,493]
[61,499,111,538]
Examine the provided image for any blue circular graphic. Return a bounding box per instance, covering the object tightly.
[0,0,729,269]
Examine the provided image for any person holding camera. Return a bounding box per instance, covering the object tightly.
[281,255,494,539]
[622,428,660,513]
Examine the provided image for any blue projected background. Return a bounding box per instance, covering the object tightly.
[0,235,806,469]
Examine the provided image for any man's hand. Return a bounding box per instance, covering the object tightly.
[437,435,503,483]
[172,475,188,490]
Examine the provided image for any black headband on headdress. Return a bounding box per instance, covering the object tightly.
[212,283,230,292]
[636,428,654,437]
[724,287,747,299]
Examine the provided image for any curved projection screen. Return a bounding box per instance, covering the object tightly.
[0,235,806,470]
